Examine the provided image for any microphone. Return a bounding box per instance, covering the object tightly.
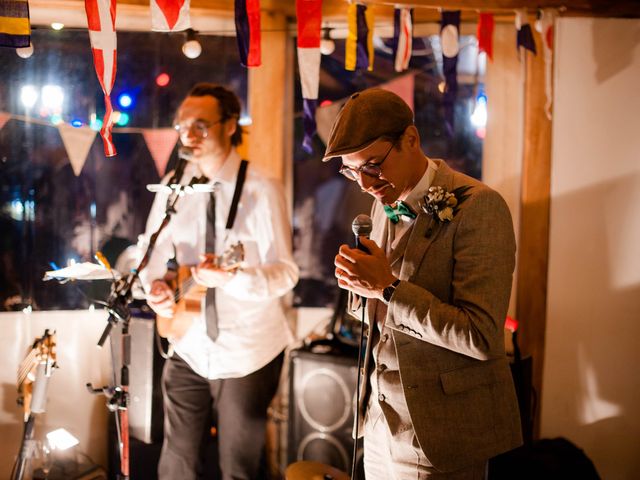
[147,146,195,193]
[352,214,372,253]
[168,146,194,186]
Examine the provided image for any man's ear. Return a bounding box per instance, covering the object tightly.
[225,118,237,139]
[402,125,421,150]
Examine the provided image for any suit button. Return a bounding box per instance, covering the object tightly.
[378,393,385,402]
[381,334,389,343]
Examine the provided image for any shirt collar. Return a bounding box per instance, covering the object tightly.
[402,158,438,211]
[211,149,242,185]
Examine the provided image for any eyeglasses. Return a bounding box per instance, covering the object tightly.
[339,141,397,182]
[173,118,223,138]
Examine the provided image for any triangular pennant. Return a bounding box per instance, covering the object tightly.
[316,98,348,145]
[0,0,30,48]
[345,3,374,71]
[536,9,557,119]
[234,0,261,67]
[151,0,191,32]
[58,124,97,176]
[143,128,179,177]
[85,0,118,157]
[0,111,10,132]
[477,13,495,61]
[296,0,322,153]
[380,73,415,112]
[516,9,537,55]
[441,10,460,137]
[393,7,413,72]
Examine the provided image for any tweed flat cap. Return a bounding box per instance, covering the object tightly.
[322,88,414,161]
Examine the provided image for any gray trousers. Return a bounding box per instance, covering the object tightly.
[158,351,284,480]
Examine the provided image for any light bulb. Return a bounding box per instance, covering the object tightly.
[16,43,34,59]
[182,40,202,59]
[320,38,335,56]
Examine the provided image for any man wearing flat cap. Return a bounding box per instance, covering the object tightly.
[329,88,522,479]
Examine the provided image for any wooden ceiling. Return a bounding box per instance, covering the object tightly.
[120,0,640,19]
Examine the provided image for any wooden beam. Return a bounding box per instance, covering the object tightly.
[515,29,553,439]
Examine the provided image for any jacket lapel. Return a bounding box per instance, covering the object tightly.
[399,159,455,280]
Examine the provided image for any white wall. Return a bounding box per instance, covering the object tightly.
[541,18,640,480]
[0,310,113,478]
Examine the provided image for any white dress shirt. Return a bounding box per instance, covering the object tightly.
[138,149,299,379]
[389,158,438,250]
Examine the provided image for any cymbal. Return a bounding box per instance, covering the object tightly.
[285,460,350,480]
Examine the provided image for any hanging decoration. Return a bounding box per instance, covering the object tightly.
[0,112,10,132]
[234,0,261,67]
[296,0,322,154]
[85,0,118,157]
[477,13,494,61]
[0,0,30,48]
[58,124,97,176]
[515,9,537,55]
[151,0,191,32]
[392,7,413,72]
[440,10,460,136]
[345,3,373,71]
[143,128,179,176]
[536,8,557,120]
[381,73,415,112]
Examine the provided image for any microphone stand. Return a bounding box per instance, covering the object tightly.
[87,157,190,480]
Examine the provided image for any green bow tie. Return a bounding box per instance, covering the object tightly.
[384,201,417,224]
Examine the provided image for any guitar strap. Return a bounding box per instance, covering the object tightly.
[224,159,249,232]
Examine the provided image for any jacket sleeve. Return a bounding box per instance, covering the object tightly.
[386,188,516,360]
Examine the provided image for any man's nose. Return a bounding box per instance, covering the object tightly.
[357,172,376,190]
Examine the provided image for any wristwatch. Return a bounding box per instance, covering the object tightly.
[382,279,401,304]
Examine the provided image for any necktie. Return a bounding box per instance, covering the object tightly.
[204,191,219,341]
[383,201,417,224]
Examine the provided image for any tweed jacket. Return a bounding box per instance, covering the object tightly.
[358,159,522,472]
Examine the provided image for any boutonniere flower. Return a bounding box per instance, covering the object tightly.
[421,185,471,223]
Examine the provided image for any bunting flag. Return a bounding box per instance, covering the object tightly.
[0,112,10,132]
[516,9,537,55]
[296,0,322,154]
[151,0,191,32]
[381,73,415,112]
[440,10,460,136]
[143,128,179,176]
[536,9,557,119]
[234,0,261,67]
[477,13,495,61]
[316,98,347,145]
[58,124,97,176]
[0,0,30,48]
[345,3,374,71]
[85,0,118,157]
[392,7,413,72]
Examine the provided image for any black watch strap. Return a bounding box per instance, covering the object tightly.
[382,279,401,304]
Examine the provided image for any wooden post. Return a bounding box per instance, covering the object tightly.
[246,10,291,184]
[516,29,553,439]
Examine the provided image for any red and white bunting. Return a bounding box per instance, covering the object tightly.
[394,7,413,72]
[151,0,191,32]
[381,73,415,112]
[58,124,97,176]
[85,0,118,157]
[142,128,179,177]
[536,9,557,119]
[0,111,10,132]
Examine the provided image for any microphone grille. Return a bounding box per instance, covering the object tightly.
[352,214,372,237]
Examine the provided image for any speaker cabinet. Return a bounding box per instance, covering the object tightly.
[288,343,363,476]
